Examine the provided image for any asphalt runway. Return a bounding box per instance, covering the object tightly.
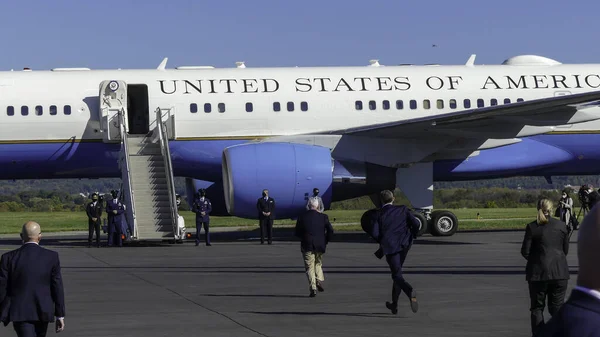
[0,230,580,337]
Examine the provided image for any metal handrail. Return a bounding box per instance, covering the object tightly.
[155,107,179,238]
[118,109,137,238]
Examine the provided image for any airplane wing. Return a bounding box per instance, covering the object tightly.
[321,90,600,140]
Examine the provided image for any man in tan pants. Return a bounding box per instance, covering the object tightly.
[295,197,334,297]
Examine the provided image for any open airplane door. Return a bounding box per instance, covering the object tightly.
[99,80,128,142]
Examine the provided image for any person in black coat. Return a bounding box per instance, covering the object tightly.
[370,190,420,314]
[256,189,275,245]
[537,202,600,336]
[86,192,103,248]
[0,221,66,336]
[295,197,334,297]
[521,198,570,337]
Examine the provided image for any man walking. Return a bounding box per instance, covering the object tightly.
[295,197,334,297]
[371,190,420,314]
[0,221,66,336]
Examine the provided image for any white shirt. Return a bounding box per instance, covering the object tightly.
[575,286,600,301]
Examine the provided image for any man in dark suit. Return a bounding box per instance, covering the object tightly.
[105,190,125,247]
[0,221,65,336]
[295,197,334,297]
[256,189,275,245]
[370,190,420,314]
[520,198,570,336]
[192,189,212,246]
[537,201,600,337]
[86,192,103,248]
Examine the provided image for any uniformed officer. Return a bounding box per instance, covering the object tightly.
[86,192,103,247]
[192,189,212,246]
[105,190,125,247]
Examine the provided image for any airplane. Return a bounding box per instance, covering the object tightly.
[2,53,600,241]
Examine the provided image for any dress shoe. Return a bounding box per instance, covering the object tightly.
[386,301,398,314]
[409,291,418,313]
[309,289,317,297]
[316,281,324,292]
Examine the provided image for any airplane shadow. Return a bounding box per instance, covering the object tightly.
[240,310,400,319]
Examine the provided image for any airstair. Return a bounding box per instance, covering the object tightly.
[99,80,183,242]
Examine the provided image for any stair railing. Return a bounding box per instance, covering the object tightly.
[118,109,137,239]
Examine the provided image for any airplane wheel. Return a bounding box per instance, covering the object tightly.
[411,211,428,237]
[429,210,458,237]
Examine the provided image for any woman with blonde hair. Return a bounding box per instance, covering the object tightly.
[521,198,570,336]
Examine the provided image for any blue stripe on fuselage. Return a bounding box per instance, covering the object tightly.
[0,134,598,182]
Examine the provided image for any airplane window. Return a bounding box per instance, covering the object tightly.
[246,102,253,112]
[396,100,403,109]
[437,99,444,109]
[6,106,14,116]
[410,100,417,109]
[190,103,197,113]
[64,105,71,115]
[517,98,524,102]
[273,102,280,111]
[355,101,362,110]
[477,99,484,108]
[464,99,471,108]
[369,100,376,110]
[490,99,498,106]
[50,105,57,115]
[287,102,294,111]
[21,106,28,116]
[204,103,211,113]
[35,105,43,116]
[218,103,225,113]
[382,100,390,110]
[300,101,308,111]
[504,98,511,104]
[449,99,457,109]
[423,100,430,110]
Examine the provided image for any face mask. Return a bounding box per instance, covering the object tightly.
[92,198,98,201]
[562,194,566,198]
[262,192,267,197]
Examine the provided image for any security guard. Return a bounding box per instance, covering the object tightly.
[192,189,212,246]
[105,190,125,247]
[86,192,103,247]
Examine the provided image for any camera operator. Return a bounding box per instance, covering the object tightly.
[579,185,600,212]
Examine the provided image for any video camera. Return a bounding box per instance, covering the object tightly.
[578,185,590,207]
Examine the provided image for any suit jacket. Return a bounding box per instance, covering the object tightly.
[538,289,600,336]
[105,199,125,225]
[257,197,275,219]
[372,204,420,256]
[0,243,65,326]
[305,196,324,213]
[521,216,570,282]
[294,210,334,253]
[86,201,103,223]
[192,197,212,223]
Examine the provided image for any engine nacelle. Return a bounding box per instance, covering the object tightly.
[222,142,333,219]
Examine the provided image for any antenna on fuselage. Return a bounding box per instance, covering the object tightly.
[236,61,246,68]
[157,57,168,70]
[465,54,476,67]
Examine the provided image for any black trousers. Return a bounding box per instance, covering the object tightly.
[88,219,100,246]
[386,249,413,304]
[259,217,273,244]
[13,321,49,337]
[528,279,568,336]
[195,221,210,245]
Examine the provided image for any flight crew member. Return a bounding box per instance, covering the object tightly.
[306,188,324,213]
[86,192,103,248]
[105,190,125,247]
[192,189,212,246]
[370,190,420,314]
[256,189,275,245]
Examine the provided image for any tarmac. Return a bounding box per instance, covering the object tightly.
[0,228,580,337]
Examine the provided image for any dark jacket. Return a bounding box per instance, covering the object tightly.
[538,289,600,336]
[257,197,275,219]
[294,210,334,253]
[521,216,570,282]
[372,204,420,256]
[0,243,65,326]
[86,200,103,223]
[192,197,212,223]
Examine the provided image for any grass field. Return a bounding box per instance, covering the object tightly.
[0,208,557,235]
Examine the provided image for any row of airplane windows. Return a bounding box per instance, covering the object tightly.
[5,105,72,116]
[190,101,310,113]
[355,97,525,111]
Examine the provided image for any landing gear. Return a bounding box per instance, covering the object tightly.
[395,162,459,237]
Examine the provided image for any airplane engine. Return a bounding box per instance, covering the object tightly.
[222,142,333,219]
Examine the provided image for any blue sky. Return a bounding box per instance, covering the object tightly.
[0,0,598,70]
